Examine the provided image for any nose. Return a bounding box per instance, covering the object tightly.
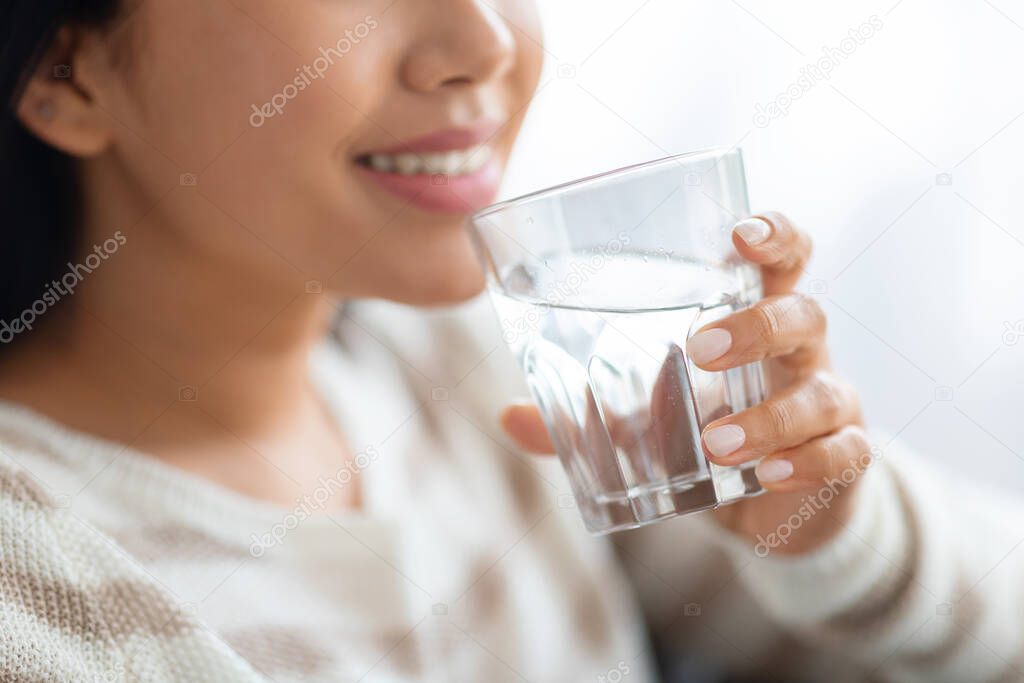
[401,0,517,92]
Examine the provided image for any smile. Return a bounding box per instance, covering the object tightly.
[354,125,504,214]
[356,145,494,177]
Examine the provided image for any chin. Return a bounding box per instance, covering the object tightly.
[335,256,487,307]
[386,230,491,306]
[327,223,492,306]
[400,264,487,307]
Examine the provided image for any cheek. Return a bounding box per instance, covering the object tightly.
[196,81,379,274]
[129,1,303,168]
[110,0,538,300]
[124,0,389,275]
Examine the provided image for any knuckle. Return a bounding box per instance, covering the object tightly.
[842,426,874,471]
[751,302,785,348]
[832,374,861,417]
[807,372,845,423]
[763,399,797,444]
[814,428,870,481]
[793,293,826,335]
[820,435,846,477]
[784,233,811,271]
[765,241,789,266]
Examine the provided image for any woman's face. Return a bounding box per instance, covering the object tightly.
[91,0,543,304]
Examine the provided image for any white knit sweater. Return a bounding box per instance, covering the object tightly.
[0,298,1020,682]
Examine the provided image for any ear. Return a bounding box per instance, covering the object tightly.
[15,25,116,158]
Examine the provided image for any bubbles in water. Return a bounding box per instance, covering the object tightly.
[503,252,739,311]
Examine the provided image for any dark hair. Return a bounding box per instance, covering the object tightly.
[0,1,120,337]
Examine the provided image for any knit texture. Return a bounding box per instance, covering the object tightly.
[0,462,259,681]
[1,298,1019,682]
[0,299,654,682]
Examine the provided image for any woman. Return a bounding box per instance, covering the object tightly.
[0,1,1013,681]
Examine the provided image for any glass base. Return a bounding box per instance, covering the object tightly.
[736,464,765,498]
[580,465,765,535]
[581,476,720,535]
[712,461,765,504]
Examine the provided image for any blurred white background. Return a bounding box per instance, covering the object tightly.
[500,0,1024,495]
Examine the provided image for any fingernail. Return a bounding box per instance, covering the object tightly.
[756,459,794,483]
[703,424,745,458]
[734,218,772,246]
[686,328,732,365]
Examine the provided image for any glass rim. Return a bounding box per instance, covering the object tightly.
[470,145,743,224]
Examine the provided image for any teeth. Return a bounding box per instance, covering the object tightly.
[442,152,466,175]
[462,146,492,173]
[368,154,394,172]
[363,146,492,176]
[394,153,421,175]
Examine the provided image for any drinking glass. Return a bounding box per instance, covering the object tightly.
[469,148,767,534]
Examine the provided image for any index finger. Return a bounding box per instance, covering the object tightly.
[501,403,554,454]
[731,211,812,295]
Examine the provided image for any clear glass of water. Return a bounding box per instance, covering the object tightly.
[469,148,767,534]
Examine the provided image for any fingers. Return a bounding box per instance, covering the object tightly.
[504,375,870,498]
[686,293,826,372]
[732,211,812,295]
[501,403,554,454]
[754,425,874,493]
[701,370,861,466]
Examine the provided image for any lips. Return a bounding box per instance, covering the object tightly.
[360,146,493,176]
[354,123,504,214]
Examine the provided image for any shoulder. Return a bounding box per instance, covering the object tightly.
[0,456,258,681]
[0,452,72,549]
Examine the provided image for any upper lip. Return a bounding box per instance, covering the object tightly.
[356,121,503,156]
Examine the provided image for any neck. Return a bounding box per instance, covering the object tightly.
[1,159,338,443]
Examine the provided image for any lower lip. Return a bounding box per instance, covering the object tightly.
[356,159,502,214]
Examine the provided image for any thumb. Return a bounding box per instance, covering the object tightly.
[500,402,555,454]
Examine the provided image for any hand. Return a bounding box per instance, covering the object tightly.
[501,212,870,556]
